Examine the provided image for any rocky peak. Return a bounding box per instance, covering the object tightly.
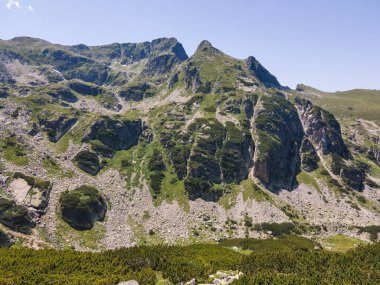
[246,56,282,89]
[194,40,224,57]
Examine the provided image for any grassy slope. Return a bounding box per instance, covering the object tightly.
[295,87,380,124]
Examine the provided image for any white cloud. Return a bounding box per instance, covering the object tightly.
[6,0,21,9]
[5,0,34,12]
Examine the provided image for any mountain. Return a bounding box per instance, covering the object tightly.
[0,37,379,250]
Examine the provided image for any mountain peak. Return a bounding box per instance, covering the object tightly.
[194,40,223,56]
[246,56,282,89]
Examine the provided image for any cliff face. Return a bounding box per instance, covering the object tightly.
[251,95,303,189]
[295,98,350,158]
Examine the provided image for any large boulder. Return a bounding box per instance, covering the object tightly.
[59,185,107,230]
[0,198,35,233]
[73,150,101,175]
[10,172,52,211]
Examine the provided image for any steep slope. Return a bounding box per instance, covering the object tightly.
[0,38,379,250]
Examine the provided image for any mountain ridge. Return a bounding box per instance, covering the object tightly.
[0,36,379,250]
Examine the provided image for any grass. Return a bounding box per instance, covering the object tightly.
[56,214,106,250]
[0,135,29,166]
[42,156,74,179]
[320,234,367,252]
[296,171,322,194]
[295,88,380,124]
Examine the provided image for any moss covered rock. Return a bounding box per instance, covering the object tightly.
[73,150,101,175]
[59,185,107,230]
[0,198,35,233]
[0,230,14,248]
[84,117,142,153]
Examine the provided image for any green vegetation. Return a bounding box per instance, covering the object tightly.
[253,222,296,236]
[59,185,107,230]
[321,234,367,252]
[0,241,380,284]
[219,235,316,251]
[0,133,29,166]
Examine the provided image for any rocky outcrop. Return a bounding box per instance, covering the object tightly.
[59,185,107,230]
[141,53,182,77]
[252,95,303,189]
[0,230,14,248]
[46,85,78,103]
[295,98,349,158]
[246,56,282,89]
[183,119,253,201]
[300,138,319,172]
[184,62,202,93]
[68,80,102,96]
[119,82,157,101]
[0,198,35,234]
[83,117,142,153]
[12,172,52,211]
[38,113,78,142]
[73,150,101,175]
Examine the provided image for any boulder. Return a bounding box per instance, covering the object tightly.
[60,185,107,230]
[73,150,101,175]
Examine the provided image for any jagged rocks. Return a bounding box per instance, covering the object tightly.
[300,138,319,172]
[38,112,78,142]
[252,95,303,189]
[246,56,282,89]
[141,54,181,77]
[184,62,202,93]
[73,150,101,175]
[295,98,349,158]
[59,185,107,230]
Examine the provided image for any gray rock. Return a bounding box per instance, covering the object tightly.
[118,281,139,285]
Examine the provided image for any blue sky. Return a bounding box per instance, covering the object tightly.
[1,0,379,91]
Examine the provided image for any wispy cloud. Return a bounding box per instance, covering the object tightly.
[5,0,34,12]
[6,0,21,9]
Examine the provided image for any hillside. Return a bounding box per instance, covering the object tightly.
[0,37,379,251]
